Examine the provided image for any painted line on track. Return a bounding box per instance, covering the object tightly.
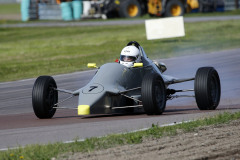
[58,120,192,144]
[0,120,191,151]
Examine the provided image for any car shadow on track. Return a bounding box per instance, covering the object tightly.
[53,105,240,119]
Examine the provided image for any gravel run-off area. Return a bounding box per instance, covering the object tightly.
[56,119,240,160]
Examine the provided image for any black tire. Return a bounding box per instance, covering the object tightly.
[141,73,166,115]
[32,76,58,119]
[118,0,142,18]
[194,67,221,110]
[165,0,184,17]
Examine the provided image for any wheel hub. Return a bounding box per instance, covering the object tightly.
[127,4,138,17]
[171,4,181,16]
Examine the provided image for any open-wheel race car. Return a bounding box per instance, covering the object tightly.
[32,41,221,119]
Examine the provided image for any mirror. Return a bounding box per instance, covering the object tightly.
[158,62,167,73]
[87,63,97,68]
[153,61,167,73]
[133,63,143,68]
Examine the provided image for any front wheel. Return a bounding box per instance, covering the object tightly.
[32,76,58,119]
[194,67,221,110]
[141,73,166,115]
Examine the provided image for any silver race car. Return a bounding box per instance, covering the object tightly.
[32,41,221,119]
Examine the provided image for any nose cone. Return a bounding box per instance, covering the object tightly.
[82,83,104,94]
[76,63,142,115]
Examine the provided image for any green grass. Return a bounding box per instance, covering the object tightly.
[0,3,21,24]
[0,19,240,82]
[0,3,20,15]
[1,111,240,160]
[184,9,240,17]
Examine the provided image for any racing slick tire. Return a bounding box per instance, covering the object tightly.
[165,0,184,17]
[141,73,166,115]
[118,0,142,18]
[194,67,221,110]
[32,76,58,119]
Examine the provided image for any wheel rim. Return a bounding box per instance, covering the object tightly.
[154,80,165,110]
[210,75,220,106]
[171,4,182,16]
[127,4,138,17]
[47,84,57,112]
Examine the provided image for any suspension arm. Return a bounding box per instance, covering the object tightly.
[166,77,195,85]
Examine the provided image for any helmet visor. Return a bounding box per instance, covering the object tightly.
[120,55,136,62]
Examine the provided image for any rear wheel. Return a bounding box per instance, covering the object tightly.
[165,0,184,17]
[119,0,142,18]
[141,73,166,115]
[194,67,221,110]
[32,76,58,119]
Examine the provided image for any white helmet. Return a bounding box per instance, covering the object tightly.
[120,46,141,67]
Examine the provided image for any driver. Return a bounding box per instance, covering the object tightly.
[119,44,141,67]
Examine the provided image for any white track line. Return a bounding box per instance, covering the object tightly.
[59,120,192,144]
[0,120,192,151]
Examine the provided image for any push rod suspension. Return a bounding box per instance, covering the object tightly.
[121,93,142,103]
[53,106,77,109]
[167,89,194,95]
[54,88,74,94]
[175,89,194,92]
[169,95,195,99]
[119,87,141,94]
[53,95,74,107]
[112,105,143,109]
[166,77,195,85]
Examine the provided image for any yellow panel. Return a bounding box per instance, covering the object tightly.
[87,63,97,68]
[78,105,90,115]
[115,0,120,5]
[133,63,143,67]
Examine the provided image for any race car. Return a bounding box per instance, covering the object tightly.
[32,41,221,119]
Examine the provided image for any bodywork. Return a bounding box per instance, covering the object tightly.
[56,46,194,115]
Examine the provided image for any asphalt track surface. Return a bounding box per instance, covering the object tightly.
[0,15,240,28]
[0,48,240,150]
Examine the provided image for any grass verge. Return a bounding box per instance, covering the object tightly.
[0,111,240,160]
[184,9,240,17]
[0,3,20,15]
[0,19,240,82]
[0,3,21,23]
